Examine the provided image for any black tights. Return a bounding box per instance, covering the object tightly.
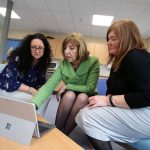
[87,136,113,150]
[55,91,88,135]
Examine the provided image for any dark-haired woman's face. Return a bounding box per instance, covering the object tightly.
[30,39,45,61]
[107,31,119,56]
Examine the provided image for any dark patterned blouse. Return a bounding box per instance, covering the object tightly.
[0,55,46,92]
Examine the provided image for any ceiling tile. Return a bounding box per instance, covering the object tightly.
[138,7,150,19]
[32,10,54,21]
[0,0,7,7]
[45,0,70,12]
[13,0,29,9]
[0,0,150,39]
[94,0,121,15]
[53,11,72,23]
[24,0,49,10]
[116,1,148,18]
[41,21,61,34]
[58,22,74,34]
[74,23,91,35]
[70,0,94,14]
[125,0,150,4]
[14,9,36,19]
[72,13,93,25]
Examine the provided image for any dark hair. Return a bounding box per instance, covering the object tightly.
[9,33,52,76]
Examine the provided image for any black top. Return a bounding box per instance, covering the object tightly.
[107,49,150,108]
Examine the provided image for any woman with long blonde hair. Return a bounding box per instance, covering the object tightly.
[76,19,150,150]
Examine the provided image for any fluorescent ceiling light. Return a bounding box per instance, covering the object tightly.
[0,7,21,19]
[92,15,114,26]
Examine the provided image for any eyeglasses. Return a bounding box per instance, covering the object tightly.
[31,45,45,52]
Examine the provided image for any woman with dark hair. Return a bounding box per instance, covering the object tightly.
[32,32,100,135]
[0,33,52,115]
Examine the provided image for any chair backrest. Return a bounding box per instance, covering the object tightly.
[129,139,150,150]
[97,78,107,95]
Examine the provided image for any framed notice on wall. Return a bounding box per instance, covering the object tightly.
[3,38,21,60]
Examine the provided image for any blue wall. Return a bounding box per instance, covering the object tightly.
[3,38,21,60]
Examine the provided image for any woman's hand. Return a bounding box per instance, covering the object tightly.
[29,87,38,96]
[58,85,66,95]
[56,85,66,101]
[19,84,37,96]
[87,95,110,108]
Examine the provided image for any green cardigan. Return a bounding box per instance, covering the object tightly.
[32,56,100,108]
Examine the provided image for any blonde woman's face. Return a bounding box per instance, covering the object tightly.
[64,41,79,63]
[107,31,120,56]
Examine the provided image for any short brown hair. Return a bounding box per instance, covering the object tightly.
[107,19,146,71]
[61,32,89,61]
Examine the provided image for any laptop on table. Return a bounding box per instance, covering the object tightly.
[0,96,55,145]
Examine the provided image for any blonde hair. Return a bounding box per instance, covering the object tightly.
[107,19,146,71]
[61,32,89,61]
